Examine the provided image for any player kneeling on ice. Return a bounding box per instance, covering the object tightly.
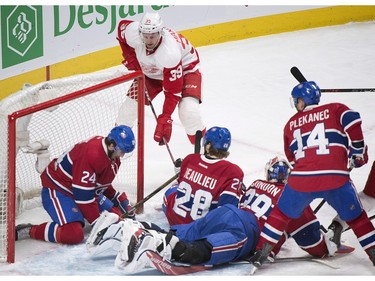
[163,126,245,226]
[15,125,137,245]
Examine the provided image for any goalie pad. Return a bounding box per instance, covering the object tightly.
[86,210,120,251]
[89,221,124,257]
[115,219,179,273]
[89,218,145,258]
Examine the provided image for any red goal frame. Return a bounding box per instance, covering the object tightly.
[6,71,145,263]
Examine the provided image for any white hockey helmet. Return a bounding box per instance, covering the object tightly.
[139,12,163,34]
[264,156,292,184]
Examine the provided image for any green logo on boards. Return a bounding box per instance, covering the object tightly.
[1,6,43,68]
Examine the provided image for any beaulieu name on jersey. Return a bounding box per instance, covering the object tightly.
[183,168,218,189]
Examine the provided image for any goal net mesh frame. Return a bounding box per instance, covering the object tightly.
[0,68,145,263]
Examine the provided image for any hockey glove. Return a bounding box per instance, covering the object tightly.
[174,158,183,174]
[349,144,368,168]
[98,193,114,212]
[112,192,136,219]
[154,114,173,145]
[98,193,123,216]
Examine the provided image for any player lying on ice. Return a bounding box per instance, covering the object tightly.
[86,157,349,274]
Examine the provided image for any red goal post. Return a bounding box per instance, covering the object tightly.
[1,68,145,263]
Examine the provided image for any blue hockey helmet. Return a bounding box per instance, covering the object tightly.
[291,81,321,107]
[107,125,135,153]
[203,126,231,151]
[264,157,292,184]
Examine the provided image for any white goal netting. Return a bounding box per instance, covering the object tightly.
[0,66,144,262]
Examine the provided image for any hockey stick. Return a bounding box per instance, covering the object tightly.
[144,90,176,166]
[290,67,327,216]
[290,66,375,92]
[194,130,203,154]
[313,199,326,214]
[123,172,179,217]
[290,66,307,83]
[122,130,202,217]
[321,88,375,93]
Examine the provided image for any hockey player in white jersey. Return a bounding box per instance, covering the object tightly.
[116,12,206,146]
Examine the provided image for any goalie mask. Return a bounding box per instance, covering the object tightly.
[264,157,291,184]
[107,125,135,153]
[291,81,321,108]
[139,12,163,51]
[203,126,231,151]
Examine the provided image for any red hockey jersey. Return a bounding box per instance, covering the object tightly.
[163,154,244,225]
[40,136,121,224]
[284,102,364,191]
[241,179,326,257]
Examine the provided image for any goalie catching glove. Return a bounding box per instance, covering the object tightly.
[112,192,136,219]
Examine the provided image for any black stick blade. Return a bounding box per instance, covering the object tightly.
[290,66,308,83]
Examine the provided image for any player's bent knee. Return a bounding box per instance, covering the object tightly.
[58,222,84,244]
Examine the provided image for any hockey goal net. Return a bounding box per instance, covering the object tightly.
[0,67,145,263]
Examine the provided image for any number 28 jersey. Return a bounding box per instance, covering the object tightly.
[163,154,244,226]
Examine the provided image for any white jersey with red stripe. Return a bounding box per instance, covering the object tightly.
[118,20,200,95]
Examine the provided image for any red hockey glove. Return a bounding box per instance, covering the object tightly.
[349,144,368,168]
[154,114,173,145]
